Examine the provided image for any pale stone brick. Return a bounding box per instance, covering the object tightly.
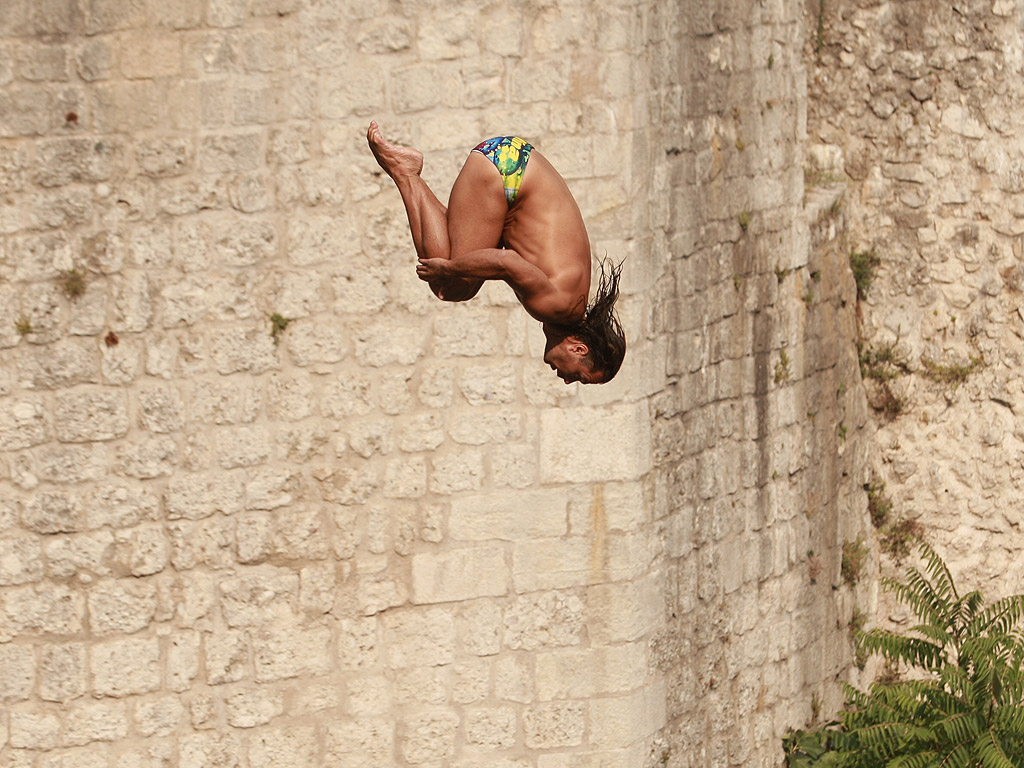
[464,706,517,749]
[356,574,408,616]
[286,320,348,366]
[138,385,185,433]
[90,636,161,697]
[54,389,129,443]
[219,567,297,627]
[492,444,539,488]
[121,523,169,576]
[86,484,159,529]
[587,573,662,644]
[252,624,331,682]
[321,373,374,418]
[348,419,394,458]
[190,379,262,424]
[198,132,263,174]
[113,434,177,479]
[354,321,428,366]
[63,698,128,746]
[244,469,300,511]
[396,412,445,452]
[179,732,242,768]
[453,659,490,703]
[224,687,283,728]
[35,137,118,187]
[1,582,85,636]
[383,456,427,498]
[19,339,101,391]
[0,397,50,451]
[539,404,652,483]
[134,696,185,737]
[411,547,508,604]
[0,533,44,585]
[429,448,484,493]
[0,644,35,702]
[44,531,115,580]
[448,407,522,445]
[270,507,330,560]
[512,537,593,592]
[214,426,271,468]
[235,513,271,563]
[210,327,279,375]
[337,617,379,670]
[382,607,455,668]
[348,675,393,715]
[9,711,60,749]
[38,744,114,768]
[167,631,200,692]
[417,363,455,408]
[87,578,157,634]
[523,701,585,749]
[39,643,87,703]
[248,725,317,768]
[504,590,584,650]
[324,719,395,765]
[457,363,517,404]
[402,709,459,764]
[495,655,533,703]
[321,65,387,118]
[450,490,568,541]
[587,684,667,749]
[204,630,249,685]
[535,643,648,700]
[454,599,502,656]
[433,309,501,357]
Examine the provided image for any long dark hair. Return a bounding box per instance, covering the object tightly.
[572,259,626,382]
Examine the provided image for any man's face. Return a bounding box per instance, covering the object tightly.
[543,336,602,385]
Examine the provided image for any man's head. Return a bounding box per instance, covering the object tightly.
[544,259,626,385]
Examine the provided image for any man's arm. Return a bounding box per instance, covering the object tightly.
[417,249,572,321]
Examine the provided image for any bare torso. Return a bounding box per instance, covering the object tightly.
[496,149,591,323]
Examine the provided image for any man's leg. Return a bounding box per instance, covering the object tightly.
[367,122,495,300]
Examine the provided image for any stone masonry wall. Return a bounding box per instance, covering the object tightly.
[0,1,872,766]
[806,0,1024,600]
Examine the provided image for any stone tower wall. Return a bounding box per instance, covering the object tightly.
[0,1,872,766]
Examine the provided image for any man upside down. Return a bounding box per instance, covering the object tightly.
[367,121,625,385]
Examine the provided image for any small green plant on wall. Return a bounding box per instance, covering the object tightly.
[784,543,1024,767]
[15,317,32,336]
[60,268,86,299]
[849,249,881,301]
[269,313,291,345]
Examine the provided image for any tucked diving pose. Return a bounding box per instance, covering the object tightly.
[366,121,625,385]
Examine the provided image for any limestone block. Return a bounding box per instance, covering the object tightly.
[0,533,44,585]
[19,489,81,536]
[111,271,154,333]
[20,338,101,390]
[9,711,60,749]
[206,215,276,267]
[354,321,428,366]
[382,607,456,668]
[87,578,157,634]
[135,696,185,737]
[324,719,395,765]
[54,389,128,443]
[214,426,271,468]
[225,687,283,728]
[587,572,663,643]
[179,732,242,768]
[540,403,651,482]
[63,698,128,746]
[270,508,330,560]
[219,566,297,627]
[512,537,593,592]
[0,397,50,450]
[396,412,445,452]
[4,231,72,281]
[523,701,585,749]
[166,472,244,520]
[447,407,522,445]
[191,379,262,425]
[453,659,490,703]
[429,449,484,493]
[568,482,647,535]
[337,617,379,670]
[90,636,161,697]
[504,590,584,650]
[536,643,647,700]
[410,546,509,604]
[465,705,517,749]
[333,267,391,315]
[457,363,517,405]
[402,709,460,764]
[588,684,667,749]
[417,363,455,408]
[39,643,87,702]
[286,320,348,366]
[347,419,394,458]
[137,385,185,434]
[495,654,533,703]
[204,629,248,685]
[492,444,539,488]
[1,582,85,637]
[383,456,427,498]
[450,489,568,541]
[248,725,318,768]
[252,624,331,682]
[321,373,373,417]
[34,137,117,187]
[167,631,200,692]
[44,531,114,580]
[210,327,279,375]
[432,309,500,358]
[0,644,34,702]
[198,132,263,174]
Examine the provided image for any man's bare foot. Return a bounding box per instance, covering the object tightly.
[367,121,423,179]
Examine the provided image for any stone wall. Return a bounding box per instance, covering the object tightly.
[806,0,1024,599]
[0,1,872,766]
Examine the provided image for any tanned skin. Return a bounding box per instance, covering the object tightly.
[367,121,602,384]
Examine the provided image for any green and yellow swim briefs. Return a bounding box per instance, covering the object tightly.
[473,136,533,207]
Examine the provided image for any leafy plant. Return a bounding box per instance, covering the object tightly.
[15,317,32,336]
[849,250,881,301]
[919,354,984,392]
[785,543,1024,767]
[775,348,792,384]
[840,537,868,585]
[60,268,86,299]
[269,312,291,344]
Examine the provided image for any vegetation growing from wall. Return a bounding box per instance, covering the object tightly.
[783,544,1024,767]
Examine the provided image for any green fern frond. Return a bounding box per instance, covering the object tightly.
[917,542,959,602]
[976,729,1017,768]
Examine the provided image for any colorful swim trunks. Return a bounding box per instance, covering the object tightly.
[472,136,533,207]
